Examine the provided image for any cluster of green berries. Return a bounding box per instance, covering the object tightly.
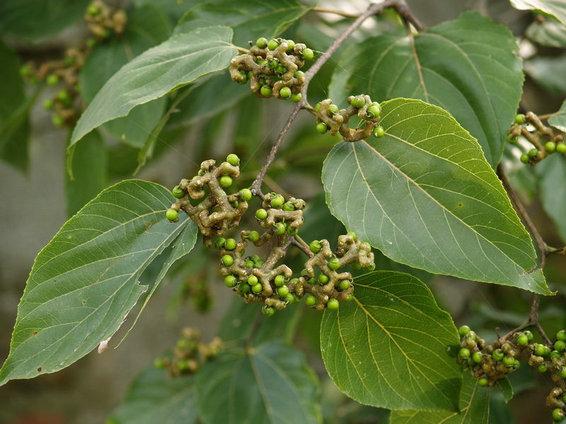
[84,0,127,40]
[456,326,566,422]
[508,113,565,165]
[229,37,314,102]
[313,95,383,142]
[154,327,221,377]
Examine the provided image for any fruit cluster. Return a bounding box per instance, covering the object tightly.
[508,113,565,164]
[229,37,314,102]
[167,154,375,314]
[456,325,566,422]
[313,96,383,142]
[154,328,222,377]
[84,0,127,40]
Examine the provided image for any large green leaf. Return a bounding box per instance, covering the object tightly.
[109,366,197,424]
[510,0,566,23]
[195,342,322,424]
[0,180,198,386]
[177,0,312,45]
[0,0,89,39]
[322,98,549,294]
[525,55,566,94]
[338,12,523,166]
[320,271,461,411]
[548,99,566,132]
[389,374,493,424]
[537,155,566,243]
[526,19,566,47]
[71,26,237,146]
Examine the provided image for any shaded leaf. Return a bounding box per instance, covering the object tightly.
[536,154,566,242]
[510,0,566,23]
[340,12,523,166]
[548,99,566,132]
[0,180,198,385]
[71,26,237,146]
[526,19,566,47]
[322,98,549,293]
[525,55,566,94]
[195,342,321,424]
[320,270,461,410]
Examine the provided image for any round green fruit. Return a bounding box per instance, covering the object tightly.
[239,188,252,201]
[458,325,471,336]
[302,48,314,60]
[166,208,179,222]
[262,305,275,316]
[554,340,566,352]
[557,143,566,154]
[247,275,259,286]
[274,222,287,235]
[516,334,529,346]
[350,96,366,108]
[305,294,316,306]
[279,86,292,98]
[291,93,302,103]
[221,255,234,267]
[46,74,59,86]
[520,153,530,164]
[338,280,350,291]
[282,201,295,211]
[557,330,566,341]
[552,408,565,422]
[515,113,526,124]
[255,208,268,220]
[274,275,285,287]
[256,37,268,48]
[224,238,237,251]
[224,275,237,287]
[260,85,272,97]
[527,148,539,158]
[309,240,322,253]
[327,298,339,310]
[316,122,328,134]
[226,153,240,166]
[472,351,483,364]
[271,194,285,208]
[248,230,260,242]
[219,175,233,188]
[172,185,185,198]
[328,258,341,270]
[277,286,289,297]
[545,141,557,153]
[374,126,385,138]
[252,283,263,294]
[267,39,279,50]
[367,102,381,118]
[328,104,339,114]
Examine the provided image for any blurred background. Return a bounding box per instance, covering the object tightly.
[0,0,565,422]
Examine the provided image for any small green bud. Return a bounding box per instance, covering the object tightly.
[524,330,534,341]
[274,222,286,235]
[502,356,515,367]
[244,258,254,268]
[545,141,557,153]
[527,148,539,158]
[537,364,547,373]
[282,201,295,211]
[328,104,339,114]
[239,188,253,201]
[291,93,302,103]
[520,153,530,164]
[248,230,260,242]
[305,294,316,306]
[277,285,289,297]
[239,283,251,294]
[219,175,233,188]
[316,122,328,134]
[459,348,471,359]
[367,102,381,118]
[557,143,566,154]
[87,3,100,16]
[226,153,240,166]
[552,408,565,422]
[274,275,285,287]
[286,39,295,51]
[224,275,237,287]
[256,208,268,220]
[57,89,70,103]
[514,113,526,124]
[374,126,385,138]
[318,274,329,284]
[302,48,314,60]
[516,333,529,346]
[271,194,285,208]
[215,237,226,249]
[51,114,64,127]
[221,255,234,267]
[256,37,268,48]
[267,39,279,50]
[472,351,482,364]
[458,325,471,337]
[327,298,339,310]
[554,340,566,352]
[350,96,366,108]
[560,367,566,379]
[279,86,292,98]
[260,85,272,97]
[247,275,259,286]
[534,343,550,356]
[262,305,275,316]
[251,283,263,294]
[172,185,185,198]
[328,258,341,270]
[166,208,179,222]
[225,238,237,251]
[557,329,566,341]
[338,280,350,291]
[309,240,322,253]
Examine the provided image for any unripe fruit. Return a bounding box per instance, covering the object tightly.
[267,39,279,50]
[252,283,263,294]
[557,330,566,341]
[328,258,341,270]
[244,259,254,268]
[262,305,275,316]
[271,194,285,208]
[219,175,233,188]
[239,188,252,201]
[279,86,292,98]
[525,330,534,341]
[546,141,557,153]
[52,114,64,127]
[458,325,471,336]
[226,153,240,166]
[43,99,53,110]
[166,208,179,222]
[309,240,322,253]
[274,222,286,235]
[527,148,539,158]
[305,294,316,306]
[302,48,314,60]
[338,280,350,291]
[256,208,268,220]
[274,275,285,287]
[516,334,529,346]
[240,284,251,295]
[215,237,226,249]
[221,254,234,266]
[316,122,328,134]
[478,377,488,386]
[552,408,564,422]
[256,37,268,48]
[554,340,566,352]
[472,351,482,363]
[374,126,385,138]
[46,74,59,86]
[277,286,289,297]
[327,298,339,310]
[291,93,302,103]
[515,113,526,124]
[350,96,365,108]
[367,102,381,118]
[328,104,339,114]
[224,275,237,287]
[286,39,295,51]
[537,364,547,373]
[87,3,100,16]
[557,143,566,154]
[282,201,295,211]
[560,367,566,379]
[247,275,259,286]
[534,344,550,356]
[225,238,237,251]
[318,274,329,284]
[260,85,272,97]
[172,185,185,198]
[459,348,471,359]
[248,230,260,242]
[285,293,295,303]
[520,153,529,164]
[503,356,515,367]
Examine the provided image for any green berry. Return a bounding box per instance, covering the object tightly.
[244,258,254,268]
[560,367,566,379]
[219,175,233,188]
[239,188,252,201]
[248,230,260,242]
[459,348,471,359]
[239,283,251,294]
[51,114,64,127]
[458,325,471,337]
[328,258,341,270]
[309,240,322,253]
[267,39,279,50]
[277,286,289,297]
[274,222,286,235]
[527,148,539,158]
[478,377,488,386]
[557,143,566,154]
[328,104,339,114]
[373,126,385,138]
[552,408,564,422]
[515,113,526,124]
[534,344,550,356]
[557,330,566,341]
[215,237,226,249]
[256,208,268,220]
[247,275,259,286]
[166,208,179,222]
[545,141,557,153]
[271,194,285,208]
[226,153,240,166]
[172,185,185,198]
[302,48,314,60]
[291,93,302,103]
[221,255,234,267]
[519,153,529,164]
[282,201,295,211]
[57,89,70,103]
[260,85,272,97]
[256,37,268,48]
[252,283,263,294]
[367,102,381,118]
[508,135,518,144]
[305,294,316,306]
[327,298,339,310]
[286,40,295,51]
[43,99,53,110]
[224,275,237,287]
[472,351,483,364]
[225,238,237,251]
[279,86,292,98]
[46,74,59,86]
[503,356,515,367]
[274,275,285,287]
[554,340,566,352]
[350,96,366,108]
[524,330,534,341]
[316,122,328,134]
[285,293,295,303]
[318,274,329,284]
[537,364,547,373]
[262,305,275,316]
[516,334,529,346]
[338,280,350,291]
[87,3,100,16]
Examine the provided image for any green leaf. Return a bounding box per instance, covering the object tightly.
[389,374,492,424]
[0,41,30,171]
[548,99,566,132]
[71,26,237,146]
[536,155,566,242]
[195,342,322,424]
[109,366,197,424]
[65,132,108,216]
[322,98,549,294]
[0,180,198,386]
[320,270,461,411]
[0,0,89,39]
[177,0,312,45]
[339,12,523,166]
[525,55,566,94]
[526,19,566,47]
[510,0,566,23]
